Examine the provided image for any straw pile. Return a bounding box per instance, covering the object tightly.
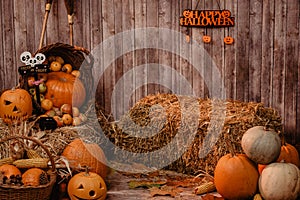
[97,93,283,175]
[0,119,79,159]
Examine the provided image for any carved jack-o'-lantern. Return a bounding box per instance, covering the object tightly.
[0,88,33,124]
[224,36,234,45]
[202,35,211,43]
[67,170,107,200]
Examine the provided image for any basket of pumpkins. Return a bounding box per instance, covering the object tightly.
[0,135,57,200]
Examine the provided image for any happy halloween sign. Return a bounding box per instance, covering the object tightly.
[180,9,235,27]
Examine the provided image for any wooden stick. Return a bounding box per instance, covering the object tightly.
[64,0,75,46]
[38,0,53,49]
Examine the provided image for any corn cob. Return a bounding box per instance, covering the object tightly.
[194,182,216,195]
[13,158,49,168]
[26,149,42,159]
[0,157,14,166]
[253,193,263,200]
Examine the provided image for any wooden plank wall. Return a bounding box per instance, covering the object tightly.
[0,0,299,145]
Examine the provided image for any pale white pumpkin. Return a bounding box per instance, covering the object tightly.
[241,126,281,164]
[259,162,300,200]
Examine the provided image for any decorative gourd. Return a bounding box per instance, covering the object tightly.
[214,153,259,199]
[62,138,107,179]
[67,169,107,200]
[0,164,21,179]
[45,72,86,108]
[202,35,211,43]
[0,88,33,124]
[224,36,234,45]
[241,126,281,164]
[22,168,49,186]
[259,162,300,200]
[277,142,300,167]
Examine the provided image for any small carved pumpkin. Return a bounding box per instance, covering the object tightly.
[241,126,281,164]
[22,168,49,186]
[259,162,300,200]
[224,36,234,45]
[45,72,86,108]
[214,153,259,199]
[202,35,211,43]
[0,88,33,124]
[67,170,107,200]
[62,138,107,179]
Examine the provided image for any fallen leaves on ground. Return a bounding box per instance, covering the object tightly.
[149,185,183,197]
[129,180,167,189]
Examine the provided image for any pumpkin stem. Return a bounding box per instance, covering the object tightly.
[84,166,90,176]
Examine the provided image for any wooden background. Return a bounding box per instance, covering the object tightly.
[0,0,299,145]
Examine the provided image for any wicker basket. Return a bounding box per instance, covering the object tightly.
[0,135,57,200]
[19,42,94,114]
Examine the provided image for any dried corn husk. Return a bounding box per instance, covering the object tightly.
[194,182,216,195]
[26,149,42,159]
[0,157,14,166]
[13,158,49,168]
[253,194,263,200]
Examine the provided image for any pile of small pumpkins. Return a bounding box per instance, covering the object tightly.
[0,55,87,127]
[214,126,300,200]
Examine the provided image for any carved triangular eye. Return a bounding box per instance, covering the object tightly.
[4,100,12,105]
[78,184,84,189]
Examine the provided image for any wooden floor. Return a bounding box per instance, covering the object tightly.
[106,170,221,200]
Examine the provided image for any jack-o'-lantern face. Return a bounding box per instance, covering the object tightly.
[67,171,107,200]
[202,35,211,43]
[224,36,234,45]
[0,88,33,124]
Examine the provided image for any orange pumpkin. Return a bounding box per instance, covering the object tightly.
[62,139,107,179]
[67,170,107,200]
[22,168,49,186]
[0,164,21,179]
[277,143,300,167]
[0,88,33,124]
[214,153,259,200]
[45,72,86,108]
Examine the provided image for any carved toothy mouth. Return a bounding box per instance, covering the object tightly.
[3,113,29,122]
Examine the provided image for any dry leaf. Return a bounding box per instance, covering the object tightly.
[167,177,202,188]
[149,185,183,197]
[201,194,225,200]
[128,180,167,189]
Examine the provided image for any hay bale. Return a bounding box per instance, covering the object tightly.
[97,93,282,175]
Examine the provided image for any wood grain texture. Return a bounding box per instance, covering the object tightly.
[0,0,299,144]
